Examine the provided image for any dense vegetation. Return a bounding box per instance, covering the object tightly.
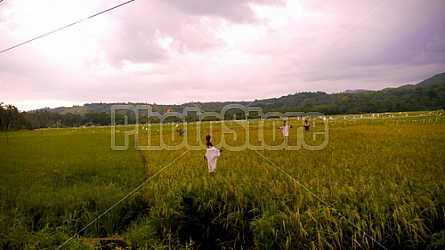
[127,115,445,249]
[250,72,445,114]
[1,73,444,130]
[1,73,443,248]
[1,113,444,249]
[0,127,145,249]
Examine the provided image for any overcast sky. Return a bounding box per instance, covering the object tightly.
[1,0,444,111]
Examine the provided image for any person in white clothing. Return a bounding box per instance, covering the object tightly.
[204,135,221,173]
[279,120,293,136]
[279,120,293,144]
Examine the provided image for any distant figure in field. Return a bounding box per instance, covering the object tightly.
[279,120,293,137]
[204,135,222,174]
[279,120,293,145]
[177,126,185,136]
[303,120,310,131]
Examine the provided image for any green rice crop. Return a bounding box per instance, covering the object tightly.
[0,127,145,249]
[126,112,445,249]
[1,111,444,249]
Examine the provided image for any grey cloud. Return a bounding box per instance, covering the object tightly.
[162,0,285,23]
[2,0,444,111]
[105,30,168,67]
[102,1,225,66]
[169,17,225,53]
[366,1,445,66]
[99,1,176,66]
[100,0,287,66]
[288,0,445,85]
[102,18,169,66]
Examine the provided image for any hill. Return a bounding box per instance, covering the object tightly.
[2,72,443,130]
[417,72,445,87]
[44,72,444,116]
[249,72,445,114]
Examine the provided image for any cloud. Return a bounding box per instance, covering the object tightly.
[101,0,288,66]
[162,0,285,23]
[281,0,445,85]
[1,0,444,111]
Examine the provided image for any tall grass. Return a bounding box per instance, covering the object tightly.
[1,112,444,249]
[125,113,445,249]
[0,127,145,249]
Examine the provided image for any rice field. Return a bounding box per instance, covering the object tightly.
[0,111,444,249]
[0,127,145,249]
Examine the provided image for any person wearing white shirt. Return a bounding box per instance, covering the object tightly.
[204,135,221,174]
[279,120,293,144]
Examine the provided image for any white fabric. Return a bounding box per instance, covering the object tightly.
[279,125,291,136]
[205,146,221,173]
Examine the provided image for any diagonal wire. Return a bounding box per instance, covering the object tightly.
[1,0,205,112]
[0,0,135,54]
[254,150,388,250]
[56,149,190,249]
[246,0,391,107]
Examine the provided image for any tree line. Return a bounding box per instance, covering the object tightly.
[1,73,444,130]
[0,105,112,130]
[246,73,445,114]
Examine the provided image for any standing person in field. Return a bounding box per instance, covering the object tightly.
[279,120,293,143]
[177,126,185,136]
[204,135,221,174]
[303,119,310,131]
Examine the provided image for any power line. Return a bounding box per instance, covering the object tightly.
[0,0,134,54]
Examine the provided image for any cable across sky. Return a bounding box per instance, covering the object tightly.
[0,0,134,54]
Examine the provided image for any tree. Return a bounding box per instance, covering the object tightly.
[0,103,19,131]
[0,102,19,144]
[0,102,3,129]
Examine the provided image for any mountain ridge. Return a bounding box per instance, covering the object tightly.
[37,72,445,115]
